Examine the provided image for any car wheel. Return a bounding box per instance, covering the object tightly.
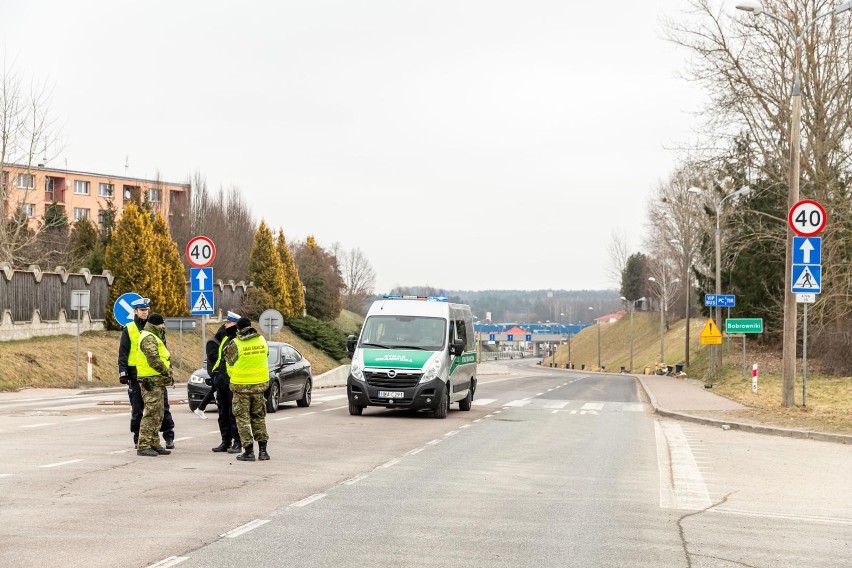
[348,401,363,416]
[297,380,312,407]
[266,380,280,413]
[459,389,472,411]
[434,383,449,419]
[188,400,199,412]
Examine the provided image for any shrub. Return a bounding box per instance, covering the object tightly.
[286,316,348,361]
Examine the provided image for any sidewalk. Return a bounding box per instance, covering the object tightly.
[636,373,852,445]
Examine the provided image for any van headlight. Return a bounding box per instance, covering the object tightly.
[189,374,206,384]
[420,355,443,383]
[350,352,365,381]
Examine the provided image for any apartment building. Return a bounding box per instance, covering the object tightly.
[1,164,190,230]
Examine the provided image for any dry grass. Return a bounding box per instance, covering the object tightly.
[550,312,852,435]
[0,321,344,392]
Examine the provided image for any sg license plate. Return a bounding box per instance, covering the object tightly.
[378,390,404,399]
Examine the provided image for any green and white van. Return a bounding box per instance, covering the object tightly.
[346,295,477,418]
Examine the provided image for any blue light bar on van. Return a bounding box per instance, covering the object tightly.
[382,295,449,302]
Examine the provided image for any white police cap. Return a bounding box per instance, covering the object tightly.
[131,297,151,309]
[226,311,241,322]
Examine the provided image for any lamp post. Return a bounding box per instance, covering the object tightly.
[735,0,852,406]
[588,306,600,369]
[620,296,645,372]
[648,277,680,365]
[670,238,693,367]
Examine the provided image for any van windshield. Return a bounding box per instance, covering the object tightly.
[359,315,447,352]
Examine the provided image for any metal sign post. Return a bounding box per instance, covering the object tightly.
[165,317,198,375]
[803,303,808,406]
[71,290,90,384]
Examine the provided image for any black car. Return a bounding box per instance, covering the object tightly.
[186,341,312,412]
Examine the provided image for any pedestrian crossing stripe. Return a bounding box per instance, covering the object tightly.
[791,264,821,293]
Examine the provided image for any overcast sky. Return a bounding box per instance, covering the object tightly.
[3,0,706,293]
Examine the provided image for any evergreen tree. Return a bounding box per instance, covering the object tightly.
[70,218,100,271]
[152,214,188,317]
[276,228,305,318]
[104,204,158,329]
[293,235,344,321]
[620,253,648,303]
[248,220,290,315]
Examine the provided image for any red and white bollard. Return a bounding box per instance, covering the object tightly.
[751,363,758,394]
[87,351,93,382]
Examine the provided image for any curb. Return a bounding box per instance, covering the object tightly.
[635,375,852,446]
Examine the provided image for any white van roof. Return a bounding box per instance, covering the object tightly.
[367,297,470,318]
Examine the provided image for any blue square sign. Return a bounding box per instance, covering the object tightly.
[791,264,821,294]
[792,237,821,265]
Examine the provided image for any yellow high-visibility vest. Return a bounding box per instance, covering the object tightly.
[227,335,268,385]
[127,321,146,367]
[135,330,171,378]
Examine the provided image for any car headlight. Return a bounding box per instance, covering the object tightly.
[419,354,443,383]
[189,374,206,384]
[350,353,364,381]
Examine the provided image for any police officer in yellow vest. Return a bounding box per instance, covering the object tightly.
[224,317,270,461]
[135,313,174,457]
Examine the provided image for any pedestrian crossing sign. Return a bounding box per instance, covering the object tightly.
[190,291,214,315]
[791,264,821,294]
[700,318,722,345]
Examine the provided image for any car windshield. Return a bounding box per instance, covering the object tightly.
[359,315,446,351]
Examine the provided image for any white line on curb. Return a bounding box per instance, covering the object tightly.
[40,460,82,468]
[291,493,327,507]
[220,519,271,537]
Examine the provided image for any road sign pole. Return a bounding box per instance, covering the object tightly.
[76,309,81,385]
[802,302,808,407]
[201,315,207,369]
[742,335,747,382]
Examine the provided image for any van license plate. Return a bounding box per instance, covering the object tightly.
[378,390,404,399]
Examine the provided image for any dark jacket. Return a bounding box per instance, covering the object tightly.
[210,324,238,388]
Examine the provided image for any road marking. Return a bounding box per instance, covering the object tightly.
[22,423,54,428]
[297,412,317,417]
[273,416,292,421]
[473,419,482,423]
[221,519,271,537]
[69,417,100,422]
[472,398,497,406]
[547,389,554,392]
[544,401,569,409]
[536,392,544,396]
[494,410,503,414]
[503,400,530,407]
[581,402,605,411]
[146,556,188,567]
[291,493,327,507]
[0,474,13,479]
[313,394,346,402]
[426,439,441,446]
[444,430,458,437]
[381,458,401,468]
[710,508,852,526]
[343,474,369,485]
[459,424,471,429]
[207,429,222,434]
[406,447,425,456]
[40,460,82,468]
[322,406,347,412]
[656,421,711,510]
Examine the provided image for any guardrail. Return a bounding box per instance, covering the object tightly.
[480,351,529,361]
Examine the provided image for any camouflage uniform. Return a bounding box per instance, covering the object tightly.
[137,323,173,452]
[225,326,269,446]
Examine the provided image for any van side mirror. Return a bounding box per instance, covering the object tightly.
[347,335,357,355]
[449,339,464,356]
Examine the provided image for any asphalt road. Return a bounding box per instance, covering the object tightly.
[1,360,850,567]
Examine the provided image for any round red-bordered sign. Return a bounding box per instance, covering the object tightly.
[186,236,216,268]
[788,199,827,237]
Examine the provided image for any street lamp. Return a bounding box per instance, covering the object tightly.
[670,238,693,367]
[736,0,852,406]
[620,296,645,372]
[648,277,680,365]
[588,306,600,369]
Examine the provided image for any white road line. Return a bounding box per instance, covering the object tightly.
[381,458,401,468]
[220,519,271,537]
[581,402,605,411]
[562,382,568,386]
[207,429,221,434]
[710,508,852,526]
[313,394,346,402]
[444,430,458,437]
[536,392,544,396]
[459,424,471,429]
[0,474,13,478]
[273,416,293,421]
[494,410,503,414]
[22,423,54,428]
[503,400,530,407]
[655,421,711,510]
[69,417,100,422]
[547,389,554,392]
[544,401,569,409]
[297,412,317,417]
[322,406,347,412]
[40,460,82,468]
[146,556,188,568]
[406,447,425,456]
[472,398,497,406]
[109,449,134,455]
[291,493,327,507]
[473,419,482,423]
[426,439,441,446]
[343,474,369,485]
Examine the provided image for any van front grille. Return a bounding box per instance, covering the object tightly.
[364,369,421,388]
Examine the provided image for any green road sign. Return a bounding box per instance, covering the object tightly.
[725,318,763,334]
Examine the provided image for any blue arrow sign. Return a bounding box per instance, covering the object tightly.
[113,292,142,327]
[190,291,215,315]
[792,237,821,265]
[190,267,213,292]
[791,264,821,294]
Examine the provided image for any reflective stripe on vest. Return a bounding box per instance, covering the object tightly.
[227,335,268,385]
[127,321,146,368]
[135,330,171,377]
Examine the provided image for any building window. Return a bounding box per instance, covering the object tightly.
[99,183,114,197]
[17,174,35,189]
[74,180,90,195]
[73,207,90,221]
[147,188,161,202]
[97,209,109,226]
[21,203,35,218]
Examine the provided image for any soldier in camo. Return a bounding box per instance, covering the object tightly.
[136,313,175,457]
[225,318,271,461]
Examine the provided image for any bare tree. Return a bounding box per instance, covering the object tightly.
[333,243,376,315]
[0,57,61,267]
[605,230,631,288]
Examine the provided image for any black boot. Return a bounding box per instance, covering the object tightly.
[227,440,242,454]
[258,441,270,461]
[212,441,229,452]
[236,443,255,461]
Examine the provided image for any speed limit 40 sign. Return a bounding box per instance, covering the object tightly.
[788,199,827,237]
[186,236,216,268]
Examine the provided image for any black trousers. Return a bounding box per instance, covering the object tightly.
[215,384,240,446]
[128,378,175,443]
